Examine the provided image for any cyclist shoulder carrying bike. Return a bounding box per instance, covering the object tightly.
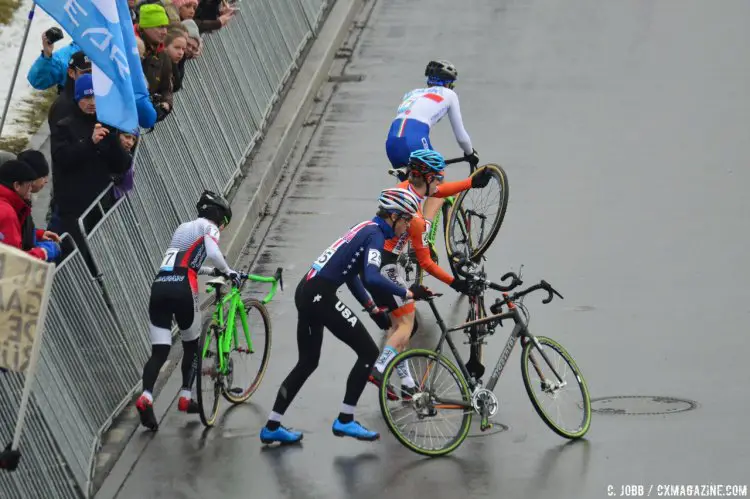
[259,187,432,445]
[369,149,493,399]
[136,190,240,431]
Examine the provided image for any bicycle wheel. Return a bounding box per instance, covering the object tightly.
[196,326,221,427]
[446,164,509,260]
[222,298,272,404]
[520,336,591,439]
[379,349,473,457]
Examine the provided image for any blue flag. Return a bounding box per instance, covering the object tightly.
[35,0,156,132]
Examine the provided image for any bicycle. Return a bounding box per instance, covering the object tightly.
[195,268,283,427]
[378,259,592,456]
[391,157,509,287]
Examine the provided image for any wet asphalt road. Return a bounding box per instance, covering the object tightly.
[114,0,750,497]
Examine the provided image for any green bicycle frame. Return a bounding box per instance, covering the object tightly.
[202,268,282,375]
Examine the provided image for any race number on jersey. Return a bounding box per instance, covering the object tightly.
[368,249,382,267]
[160,248,179,271]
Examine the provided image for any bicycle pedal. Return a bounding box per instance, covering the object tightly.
[480,423,493,432]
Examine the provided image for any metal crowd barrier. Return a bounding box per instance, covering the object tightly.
[0,0,331,497]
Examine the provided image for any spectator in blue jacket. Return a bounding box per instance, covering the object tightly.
[26,29,81,93]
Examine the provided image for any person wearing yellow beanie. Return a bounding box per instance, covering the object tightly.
[137,3,173,121]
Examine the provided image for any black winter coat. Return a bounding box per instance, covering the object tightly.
[50,107,132,218]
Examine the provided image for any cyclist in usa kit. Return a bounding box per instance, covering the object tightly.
[385,60,481,245]
[259,188,432,445]
[368,150,493,399]
[136,191,240,431]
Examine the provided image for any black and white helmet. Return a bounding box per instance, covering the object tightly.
[425,59,458,84]
[197,190,232,226]
[378,187,421,217]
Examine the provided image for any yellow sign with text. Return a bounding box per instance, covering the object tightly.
[0,244,52,373]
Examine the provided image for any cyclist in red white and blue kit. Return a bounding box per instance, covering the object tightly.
[136,191,240,431]
[260,188,432,444]
[385,60,481,235]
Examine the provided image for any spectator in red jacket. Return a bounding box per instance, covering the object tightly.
[0,160,54,261]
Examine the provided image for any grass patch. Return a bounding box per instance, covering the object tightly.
[0,0,22,25]
[0,88,57,153]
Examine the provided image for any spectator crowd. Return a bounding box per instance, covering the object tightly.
[0,0,237,273]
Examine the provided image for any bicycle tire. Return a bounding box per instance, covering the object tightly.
[446,164,509,260]
[196,326,221,427]
[520,336,591,439]
[379,349,473,457]
[222,298,273,404]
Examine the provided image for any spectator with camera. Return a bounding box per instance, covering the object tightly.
[136,3,174,122]
[49,74,132,272]
[47,51,92,136]
[27,26,81,94]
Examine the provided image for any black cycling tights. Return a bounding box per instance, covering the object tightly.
[271,277,379,415]
[142,339,199,393]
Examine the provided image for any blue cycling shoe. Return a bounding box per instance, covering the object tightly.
[260,425,303,445]
[332,419,380,441]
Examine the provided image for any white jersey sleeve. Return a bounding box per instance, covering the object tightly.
[203,223,232,275]
[445,90,473,155]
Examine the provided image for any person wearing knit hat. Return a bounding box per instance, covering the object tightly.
[17,150,50,193]
[139,4,170,34]
[172,0,198,20]
[181,19,202,58]
[0,160,51,261]
[138,3,174,119]
[15,150,61,260]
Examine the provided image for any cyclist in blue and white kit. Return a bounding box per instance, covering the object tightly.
[385,60,480,229]
[260,188,432,445]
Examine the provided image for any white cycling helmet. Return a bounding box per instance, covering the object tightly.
[378,187,420,217]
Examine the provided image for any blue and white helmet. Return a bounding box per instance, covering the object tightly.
[378,187,421,217]
[409,149,446,174]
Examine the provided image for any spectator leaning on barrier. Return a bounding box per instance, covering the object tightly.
[194,0,236,34]
[137,3,174,122]
[27,27,81,93]
[113,132,139,200]
[48,51,92,137]
[165,29,188,92]
[49,74,132,272]
[16,151,61,263]
[181,19,202,59]
[0,160,51,261]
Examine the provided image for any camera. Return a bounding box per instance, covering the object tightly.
[45,27,64,44]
